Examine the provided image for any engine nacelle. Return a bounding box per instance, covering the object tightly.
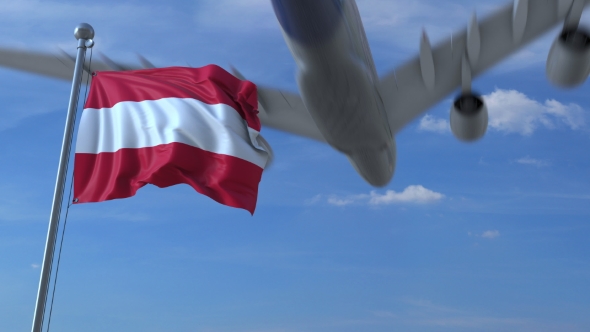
[450,93,488,142]
[546,28,590,87]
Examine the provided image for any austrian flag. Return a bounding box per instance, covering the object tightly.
[73,65,269,214]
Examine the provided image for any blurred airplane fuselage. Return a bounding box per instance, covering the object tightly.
[271,0,396,186]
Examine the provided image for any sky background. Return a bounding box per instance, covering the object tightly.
[1,0,590,331]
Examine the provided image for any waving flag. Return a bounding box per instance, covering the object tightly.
[73,65,269,214]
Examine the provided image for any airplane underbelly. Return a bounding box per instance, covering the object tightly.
[273,0,396,186]
[297,62,385,149]
[297,64,395,186]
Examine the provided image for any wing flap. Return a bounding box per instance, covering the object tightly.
[256,86,325,142]
[230,66,323,141]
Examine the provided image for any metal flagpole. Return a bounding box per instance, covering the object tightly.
[31,23,94,332]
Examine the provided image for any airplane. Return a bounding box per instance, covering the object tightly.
[0,0,589,187]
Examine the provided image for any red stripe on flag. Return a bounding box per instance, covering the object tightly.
[84,65,261,131]
[74,142,263,214]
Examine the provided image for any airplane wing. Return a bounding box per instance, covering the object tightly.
[0,47,325,142]
[380,0,590,134]
[255,86,325,141]
[1,1,587,142]
[0,47,145,82]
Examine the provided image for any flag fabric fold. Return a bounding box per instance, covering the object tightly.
[74,65,268,214]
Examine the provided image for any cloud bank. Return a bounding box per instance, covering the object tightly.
[516,156,550,167]
[485,89,585,135]
[419,114,449,133]
[481,230,500,239]
[322,185,445,207]
[469,230,501,239]
[418,88,586,135]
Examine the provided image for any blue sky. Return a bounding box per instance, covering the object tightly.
[1,0,590,331]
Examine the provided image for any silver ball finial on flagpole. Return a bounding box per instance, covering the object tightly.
[74,23,95,48]
[74,23,94,40]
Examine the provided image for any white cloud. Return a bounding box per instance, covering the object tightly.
[31,264,40,269]
[356,0,491,54]
[304,194,322,205]
[194,0,276,31]
[0,0,191,63]
[484,88,586,135]
[418,89,586,136]
[327,197,357,206]
[0,0,175,43]
[468,230,501,239]
[481,230,500,239]
[516,156,550,167]
[418,115,449,133]
[323,185,445,206]
[369,185,445,205]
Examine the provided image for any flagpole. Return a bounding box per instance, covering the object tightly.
[31,23,94,332]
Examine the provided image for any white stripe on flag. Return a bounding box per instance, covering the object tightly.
[76,97,268,168]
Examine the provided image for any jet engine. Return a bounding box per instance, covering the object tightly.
[546,28,590,87]
[450,93,488,142]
